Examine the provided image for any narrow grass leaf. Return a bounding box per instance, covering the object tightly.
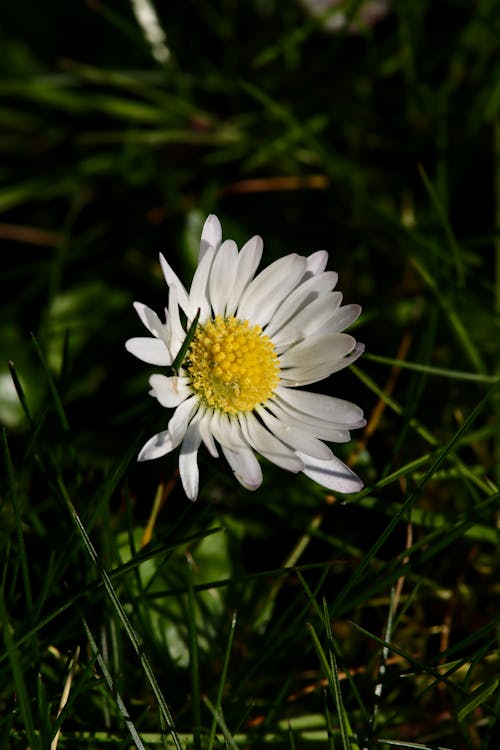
[308,618,360,750]
[411,256,485,373]
[168,308,200,374]
[322,601,361,750]
[377,741,452,750]
[55,476,182,750]
[207,610,237,750]
[365,353,498,383]
[83,620,146,750]
[8,361,35,428]
[31,332,70,432]
[2,428,34,613]
[457,679,499,724]
[203,694,240,750]
[0,596,38,750]
[186,555,201,750]
[333,382,498,615]
[418,163,465,287]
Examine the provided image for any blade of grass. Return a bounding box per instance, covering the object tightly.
[82,620,146,750]
[410,256,485,373]
[332,382,498,616]
[54,473,183,750]
[364,353,498,383]
[207,610,237,750]
[186,554,201,750]
[31,332,70,432]
[8,361,35,429]
[377,741,452,750]
[297,572,370,726]
[0,595,38,750]
[1,428,34,613]
[352,364,495,495]
[202,694,240,750]
[308,613,360,750]
[50,646,80,750]
[418,163,465,287]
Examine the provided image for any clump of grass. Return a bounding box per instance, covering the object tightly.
[1,1,499,748]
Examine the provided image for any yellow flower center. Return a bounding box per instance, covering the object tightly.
[186,316,280,414]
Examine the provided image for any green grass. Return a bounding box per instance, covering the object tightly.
[1,1,499,748]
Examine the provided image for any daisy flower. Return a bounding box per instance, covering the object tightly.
[126,215,365,500]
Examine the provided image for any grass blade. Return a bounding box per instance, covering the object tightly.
[55,474,183,750]
[207,610,237,750]
[0,596,38,750]
[82,620,146,750]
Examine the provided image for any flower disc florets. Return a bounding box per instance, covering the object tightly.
[186,316,279,414]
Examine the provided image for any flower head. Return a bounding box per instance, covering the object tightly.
[126,215,365,500]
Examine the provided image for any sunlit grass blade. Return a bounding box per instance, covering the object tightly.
[207,610,237,750]
[364,353,499,383]
[376,741,452,749]
[457,679,499,725]
[186,554,201,750]
[308,612,360,750]
[54,475,183,750]
[203,694,240,750]
[333,383,497,617]
[49,646,80,750]
[352,364,496,495]
[83,620,146,750]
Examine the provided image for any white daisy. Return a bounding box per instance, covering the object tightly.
[126,214,365,501]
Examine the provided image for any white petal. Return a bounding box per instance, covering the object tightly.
[133,302,167,337]
[266,398,353,442]
[315,304,362,335]
[209,411,244,451]
[166,284,187,356]
[256,406,333,460]
[225,235,263,316]
[297,451,363,494]
[209,239,238,316]
[125,337,171,365]
[280,342,365,385]
[138,430,174,461]
[280,358,357,386]
[264,272,339,339]
[279,333,357,368]
[239,413,304,473]
[159,253,190,314]
[198,410,219,457]
[199,214,222,261]
[305,250,329,276]
[221,444,263,491]
[168,395,199,446]
[271,292,343,347]
[149,374,192,408]
[188,244,215,320]
[179,418,203,501]
[275,386,365,426]
[237,254,308,327]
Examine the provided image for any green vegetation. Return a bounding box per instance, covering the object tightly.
[1,1,499,748]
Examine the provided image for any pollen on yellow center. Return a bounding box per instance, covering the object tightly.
[186,316,280,414]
